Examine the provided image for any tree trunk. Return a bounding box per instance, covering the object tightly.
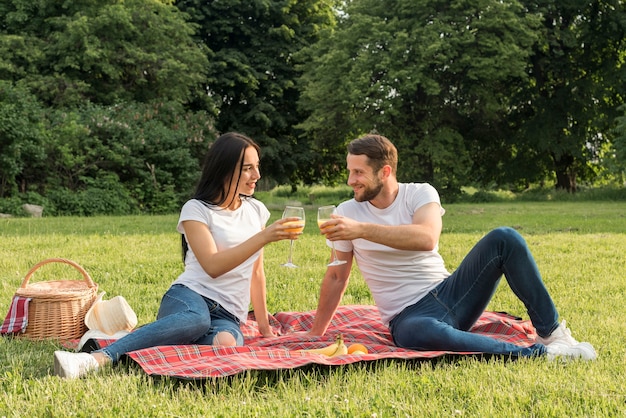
[552,153,577,193]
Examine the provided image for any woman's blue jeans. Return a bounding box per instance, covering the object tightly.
[96,284,243,364]
[389,227,559,357]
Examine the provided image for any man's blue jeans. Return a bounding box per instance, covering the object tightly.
[389,227,559,357]
[97,284,243,364]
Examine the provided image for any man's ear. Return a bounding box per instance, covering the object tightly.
[380,164,392,179]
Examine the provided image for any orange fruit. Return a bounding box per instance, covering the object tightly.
[347,343,368,354]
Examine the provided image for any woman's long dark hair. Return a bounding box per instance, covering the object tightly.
[182,132,261,262]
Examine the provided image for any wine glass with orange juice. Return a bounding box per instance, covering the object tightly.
[317,205,347,266]
[281,206,305,268]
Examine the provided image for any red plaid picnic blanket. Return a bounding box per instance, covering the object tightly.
[120,305,537,379]
[1,296,31,335]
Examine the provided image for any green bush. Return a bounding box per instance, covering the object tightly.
[137,183,184,214]
[46,175,138,216]
[0,196,24,215]
[0,192,52,217]
[255,184,354,207]
[466,190,503,203]
[2,100,215,215]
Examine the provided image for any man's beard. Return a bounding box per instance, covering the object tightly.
[354,180,383,202]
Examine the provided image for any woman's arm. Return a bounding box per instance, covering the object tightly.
[183,217,300,278]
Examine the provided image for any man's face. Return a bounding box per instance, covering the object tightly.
[346,153,383,202]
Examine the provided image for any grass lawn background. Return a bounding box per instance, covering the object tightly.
[0,200,624,417]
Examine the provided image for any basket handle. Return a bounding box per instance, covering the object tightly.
[20,258,96,289]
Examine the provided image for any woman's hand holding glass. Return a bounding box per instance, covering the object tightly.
[317,205,347,267]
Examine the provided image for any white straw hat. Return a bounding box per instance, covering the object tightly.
[84,292,138,336]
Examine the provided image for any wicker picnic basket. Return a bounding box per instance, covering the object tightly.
[15,258,98,341]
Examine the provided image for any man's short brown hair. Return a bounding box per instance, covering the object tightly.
[347,134,398,174]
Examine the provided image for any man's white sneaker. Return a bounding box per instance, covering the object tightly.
[546,342,597,361]
[54,351,100,378]
[536,320,579,346]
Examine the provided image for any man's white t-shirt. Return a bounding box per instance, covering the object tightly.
[173,198,270,323]
[333,183,450,326]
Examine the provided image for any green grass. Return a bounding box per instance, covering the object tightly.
[1,201,625,417]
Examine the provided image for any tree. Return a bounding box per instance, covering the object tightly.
[176,0,337,186]
[0,81,46,197]
[0,0,219,213]
[613,103,626,179]
[511,0,626,192]
[298,0,542,196]
[0,0,210,108]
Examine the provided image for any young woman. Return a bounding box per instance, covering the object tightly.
[54,132,302,378]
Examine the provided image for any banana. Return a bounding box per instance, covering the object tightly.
[298,340,339,356]
[329,336,348,357]
[298,334,348,357]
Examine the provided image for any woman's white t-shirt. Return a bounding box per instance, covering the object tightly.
[333,183,450,326]
[173,198,270,323]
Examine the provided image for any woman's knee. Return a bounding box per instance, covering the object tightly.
[212,331,238,347]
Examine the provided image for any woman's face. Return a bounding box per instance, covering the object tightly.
[233,146,261,197]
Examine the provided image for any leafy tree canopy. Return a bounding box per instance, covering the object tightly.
[298,0,626,194]
[0,0,211,108]
[298,0,543,196]
[178,0,337,186]
[511,0,626,191]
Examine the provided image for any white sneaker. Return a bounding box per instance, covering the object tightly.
[536,320,579,346]
[546,342,597,361]
[54,351,100,378]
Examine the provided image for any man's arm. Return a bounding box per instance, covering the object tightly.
[325,202,442,252]
[308,250,353,336]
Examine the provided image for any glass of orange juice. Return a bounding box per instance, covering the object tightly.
[281,206,305,268]
[317,205,347,266]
